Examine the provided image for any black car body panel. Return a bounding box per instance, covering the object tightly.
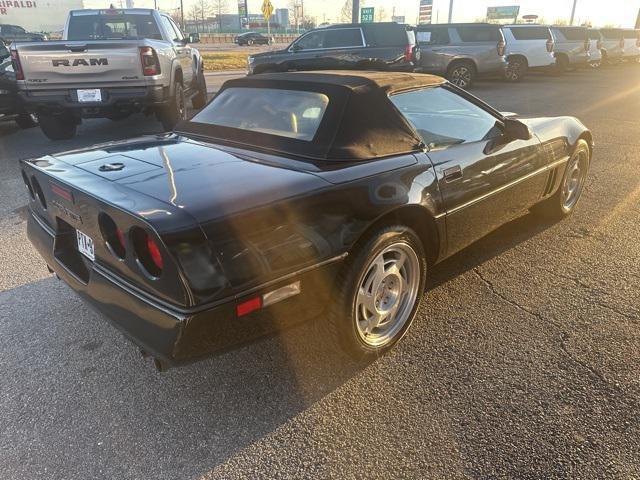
[22,71,592,368]
[235,32,271,45]
[248,23,417,74]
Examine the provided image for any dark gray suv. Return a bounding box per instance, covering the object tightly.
[415,23,506,88]
[248,23,418,75]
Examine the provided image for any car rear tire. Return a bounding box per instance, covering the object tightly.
[191,67,208,109]
[504,57,527,82]
[446,62,476,89]
[39,113,77,140]
[15,112,38,129]
[326,225,427,360]
[531,139,590,220]
[554,54,570,74]
[247,39,254,46]
[157,81,187,131]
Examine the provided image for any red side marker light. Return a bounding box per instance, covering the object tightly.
[50,183,73,202]
[236,296,262,317]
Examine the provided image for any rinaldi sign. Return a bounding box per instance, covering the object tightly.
[0,0,37,15]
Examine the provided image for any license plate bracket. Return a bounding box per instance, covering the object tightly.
[77,88,102,103]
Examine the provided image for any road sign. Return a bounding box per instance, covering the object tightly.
[360,7,374,23]
[418,0,433,24]
[392,15,405,23]
[487,6,520,20]
[261,0,274,21]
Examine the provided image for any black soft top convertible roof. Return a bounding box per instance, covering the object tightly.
[177,71,446,161]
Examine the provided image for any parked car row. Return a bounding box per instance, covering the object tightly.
[248,22,640,88]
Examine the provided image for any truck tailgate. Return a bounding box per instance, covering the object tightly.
[17,41,145,89]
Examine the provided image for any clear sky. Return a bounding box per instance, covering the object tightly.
[87,0,640,28]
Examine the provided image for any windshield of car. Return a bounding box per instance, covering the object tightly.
[390,86,500,149]
[190,87,329,141]
[67,12,162,40]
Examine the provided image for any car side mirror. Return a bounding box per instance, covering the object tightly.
[188,33,200,44]
[503,118,532,141]
[291,44,302,52]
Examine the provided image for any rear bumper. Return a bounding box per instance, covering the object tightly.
[27,210,339,368]
[18,84,169,114]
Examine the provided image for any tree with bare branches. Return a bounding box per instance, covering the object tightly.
[340,0,352,23]
[211,0,228,31]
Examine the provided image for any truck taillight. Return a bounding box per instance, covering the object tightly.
[497,40,505,56]
[546,39,554,53]
[139,47,161,76]
[11,49,24,81]
[404,44,414,62]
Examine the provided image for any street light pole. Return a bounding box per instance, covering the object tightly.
[352,0,359,23]
[448,0,453,23]
[569,0,578,25]
[180,0,185,29]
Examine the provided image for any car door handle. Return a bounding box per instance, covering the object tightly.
[443,165,463,182]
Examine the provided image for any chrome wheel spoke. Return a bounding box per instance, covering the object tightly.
[354,242,421,348]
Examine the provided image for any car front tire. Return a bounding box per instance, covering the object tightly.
[326,225,427,360]
[532,139,590,219]
[191,67,208,109]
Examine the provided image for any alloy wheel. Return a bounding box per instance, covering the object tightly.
[562,149,588,211]
[450,66,472,88]
[354,242,421,348]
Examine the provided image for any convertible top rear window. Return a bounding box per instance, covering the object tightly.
[191,88,329,141]
[177,72,441,161]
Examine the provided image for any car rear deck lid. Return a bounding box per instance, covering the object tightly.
[75,155,161,181]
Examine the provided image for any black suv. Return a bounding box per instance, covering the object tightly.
[248,23,417,74]
[235,32,272,46]
[0,24,46,43]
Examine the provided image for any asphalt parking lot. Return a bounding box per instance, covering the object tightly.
[1,66,639,479]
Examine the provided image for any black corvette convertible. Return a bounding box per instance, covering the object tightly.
[22,71,592,370]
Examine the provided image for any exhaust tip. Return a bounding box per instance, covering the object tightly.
[153,357,169,372]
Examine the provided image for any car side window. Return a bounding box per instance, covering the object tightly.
[168,18,185,42]
[323,28,363,48]
[390,87,500,149]
[294,30,325,50]
[160,16,178,41]
[417,28,449,45]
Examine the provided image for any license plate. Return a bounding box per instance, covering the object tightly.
[77,89,102,103]
[76,229,95,261]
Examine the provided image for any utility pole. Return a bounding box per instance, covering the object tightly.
[180,0,185,29]
[352,0,359,23]
[569,0,577,25]
[447,0,453,23]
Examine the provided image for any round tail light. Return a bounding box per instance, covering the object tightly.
[132,227,163,278]
[99,213,126,259]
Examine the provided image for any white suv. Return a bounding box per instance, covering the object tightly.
[501,25,555,81]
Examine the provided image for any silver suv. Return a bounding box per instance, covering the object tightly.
[415,23,506,88]
[550,26,590,72]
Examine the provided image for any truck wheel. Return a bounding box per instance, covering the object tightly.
[504,57,527,82]
[157,82,187,131]
[191,68,208,110]
[326,225,427,360]
[446,61,476,89]
[15,112,38,129]
[39,113,77,140]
